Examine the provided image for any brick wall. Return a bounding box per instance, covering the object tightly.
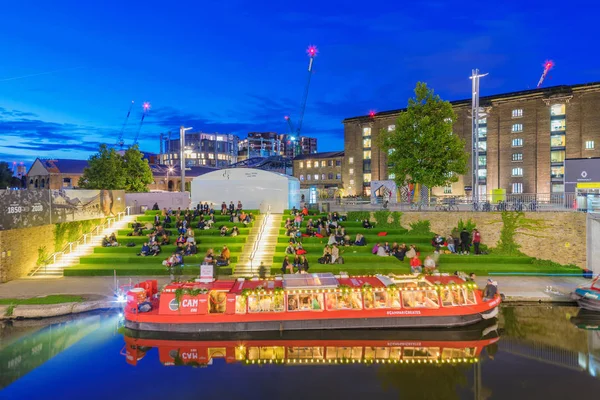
[0,224,56,282]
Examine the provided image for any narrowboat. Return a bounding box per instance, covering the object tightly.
[572,275,600,312]
[123,273,501,333]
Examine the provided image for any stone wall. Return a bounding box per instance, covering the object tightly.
[0,224,55,282]
[391,211,585,268]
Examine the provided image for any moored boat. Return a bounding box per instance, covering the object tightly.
[572,275,600,312]
[123,273,501,333]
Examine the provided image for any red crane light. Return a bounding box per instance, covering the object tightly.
[369,110,376,118]
[142,102,151,112]
[306,45,318,57]
[284,115,289,120]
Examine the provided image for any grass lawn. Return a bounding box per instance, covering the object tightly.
[64,263,233,276]
[0,295,84,305]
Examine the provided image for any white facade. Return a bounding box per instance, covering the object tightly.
[191,168,300,213]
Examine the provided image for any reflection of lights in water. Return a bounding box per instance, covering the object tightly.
[117,294,126,303]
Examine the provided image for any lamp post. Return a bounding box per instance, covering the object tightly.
[180,126,192,192]
[166,166,174,191]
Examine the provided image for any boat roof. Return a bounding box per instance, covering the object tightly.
[283,273,340,289]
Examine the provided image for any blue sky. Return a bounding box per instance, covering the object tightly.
[0,0,598,165]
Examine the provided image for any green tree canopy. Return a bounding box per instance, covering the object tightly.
[123,145,153,192]
[379,82,468,189]
[79,144,126,190]
[0,162,22,188]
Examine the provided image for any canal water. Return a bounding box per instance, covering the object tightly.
[1,306,599,400]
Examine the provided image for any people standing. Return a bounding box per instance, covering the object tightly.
[473,229,481,255]
[460,228,470,255]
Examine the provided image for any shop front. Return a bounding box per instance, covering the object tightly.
[565,158,600,213]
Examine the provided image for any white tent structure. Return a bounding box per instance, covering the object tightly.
[191,168,300,213]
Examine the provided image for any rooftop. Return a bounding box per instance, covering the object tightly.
[294,151,344,161]
[343,81,600,123]
[36,159,89,174]
[151,164,217,178]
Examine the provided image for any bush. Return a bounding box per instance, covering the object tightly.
[391,211,403,228]
[453,218,476,236]
[409,220,432,236]
[373,210,390,228]
[347,211,371,222]
[530,258,580,270]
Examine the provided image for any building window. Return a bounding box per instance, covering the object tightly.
[551,166,564,179]
[349,179,355,185]
[586,140,595,150]
[478,155,487,167]
[478,118,487,124]
[511,123,523,133]
[388,173,396,180]
[478,169,487,178]
[478,142,487,152]
[321,161,326,167]
[349,168,354,175]
[335,160,341,167]
[387,124,395,131]
[336,173,341,180]
[299,162,304,168]
[62,178,72,188]
[551,135,566,147]
[512,167,523,177]
[512,153,523,162]
[551,104,566,116]
[552,184,564,193]
[478,127,487,138]
[550,150,565,163]
[443,185,452,194]
[512,109,523,118]
[306,161,312,168]
[321,174,326,180]
[314,174,319,181]
[328,173,333,180]
[363,137,372,148]
[511,138,523,147]
[363,127,371,137]
[306,175,311,181]
[299,175,305,181]
[328,160,333,167]
[363,173,371,183]
[349,157,354,164]
[512,183,523,194]
[551,119,566,132]
[363,150,371,160]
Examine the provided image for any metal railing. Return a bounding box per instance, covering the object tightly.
[29,211,128,276]
[249,205,271,274]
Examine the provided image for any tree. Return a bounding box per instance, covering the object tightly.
[0,162,21,188]
[122,145,153,192]
[379,82,468,192]
[79,144,126,190]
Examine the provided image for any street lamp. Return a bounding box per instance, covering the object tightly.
[180,126,193,192]
[166,166,174,191]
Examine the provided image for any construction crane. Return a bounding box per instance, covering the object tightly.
[285,45,318,156]
[537,60,554,88]
[132,102,151,147]
[116,100,134,149]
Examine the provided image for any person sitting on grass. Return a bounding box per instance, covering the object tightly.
[294,213,303,228]
[176,234,186,248]
[295,242,306,255]
[149,243,161,257]
[220,225,228,236]
[243,213,252,226]
[102,235,111,247]
[228,201,235,214]
[376,244,389,257]
[423,255,436,273]
[383,242,391,255]
[108,233,119,247]
[328,233,338,246]
[405,245,417,259]
[204,248,215,264]
[299,255,309,272]
[306,224,315,236]
[186,227,194,238]
[372,243,380,255]
[230,226,239,237]
[282,255,294,274]
[292,255,301,271]
[186,233,196,245]
[184,242,197,256]
[285,241,296,255]
[362,219,372,229]
[354,233,366,246]
[284,217,292,230]
[301,206,309,216]
[410,255,422,274]
[220,245,231,261]
[321,246,332,264]
[392,243,407,261]
[160,234,170,246]
[154,214,161,226]
[197,218,206,230]
[138,242,150,256]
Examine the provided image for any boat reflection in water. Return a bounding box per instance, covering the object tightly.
[570,308,600,378]
[122,320,500,368]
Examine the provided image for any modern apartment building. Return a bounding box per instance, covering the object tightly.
[159,132,239,168]
[293,151,344,190]
[237,132,286,161]
[284,136,318,158]
[342,82,600,196]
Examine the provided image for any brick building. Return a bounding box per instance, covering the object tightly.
[343,82,600,197]
[293,151,344,190]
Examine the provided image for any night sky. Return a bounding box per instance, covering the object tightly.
[0,0,598,165]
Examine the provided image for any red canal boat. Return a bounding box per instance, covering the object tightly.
[124,273,501,333]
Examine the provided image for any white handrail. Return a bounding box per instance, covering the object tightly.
[249,205,271,274]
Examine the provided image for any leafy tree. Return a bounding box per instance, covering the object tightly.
[0,161,14,188]
[122,145,153,192]
[379,82,469,192]
[79,144,126,190]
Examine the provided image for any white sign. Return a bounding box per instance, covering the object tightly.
[200,264,214,279]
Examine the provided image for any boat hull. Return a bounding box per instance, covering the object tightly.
[572,288,600,312]
[125,307,498,333]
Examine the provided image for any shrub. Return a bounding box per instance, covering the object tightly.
[409,220,432,236]
[373,210,390,228]
[453,218,476,236]
[347,211,371,222]
[530,258,580,270]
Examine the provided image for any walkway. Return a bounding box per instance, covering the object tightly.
[235,213,282,276]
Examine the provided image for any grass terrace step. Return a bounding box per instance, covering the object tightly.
[115,236,247,245]
[118,228,252,236]
[79,254,239,264]
[93,244,244,254]
[276,228,409,235]
[143,209,260,216]
[276,236,432,244]
[64,263,234,277]
[135,215,255,225]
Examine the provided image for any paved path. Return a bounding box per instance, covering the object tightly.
[0,275,591,302]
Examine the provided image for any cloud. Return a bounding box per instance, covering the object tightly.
[0,107,39,118]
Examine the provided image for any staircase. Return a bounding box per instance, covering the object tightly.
[29,214,137,278]
[234,213,282,277]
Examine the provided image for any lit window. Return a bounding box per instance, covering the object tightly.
[512,168,523,177]
[478,127,487,138]
[321,174,326,180]
[512,138,523,147]
[551,166,564,178]
[314,174,319,180]
[478,155,486,166]
[299,162,304,168]
[363,127,371,137]
[443,185,452,194]
[586,141,595,150]
[551,104,565,116]
[387,124,395,131]
[551,150,565,163]
[512,124,523,133]
[349,179,354,185]
[478,142,487,152]
[363,150,371,160]
[306,161,312,168]
[307,175,311,181]
[551,135,565,147]
[349,168,354,175]
[363,137,372,148]
[363,173,372,183]
[478,118,487,124]
[349,157,354,164]
[208,153,215,159]
[321,161,327,167]
[551,119,566,132]
[552,184,564,193]
[478,169,487,178]
[512,153,523,162]
[328,173,333,180]
[388,173,396,179]
[336,173,341,180]
[512,183,523,194]
[299,175,305,181]
[512,109,523,118]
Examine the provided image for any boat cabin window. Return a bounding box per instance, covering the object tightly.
[248,293,285,313]
[287,293,324,312]
[326,346,363,360]
[402,290,440,308]
[209,291,227,313]
[364,290,402,309]
[440,287,477,307]
[287,347,324,360]
[235,295,246,314]
[364,346,392,360]
[325,292,363,310]
[403,347,440,360]
[248,346,285,361]
[441,347,476,360]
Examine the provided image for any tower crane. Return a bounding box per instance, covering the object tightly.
[132,102,151,147]
[285,45,317,156]
[537,60,554,88]
[116,100,134,149]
